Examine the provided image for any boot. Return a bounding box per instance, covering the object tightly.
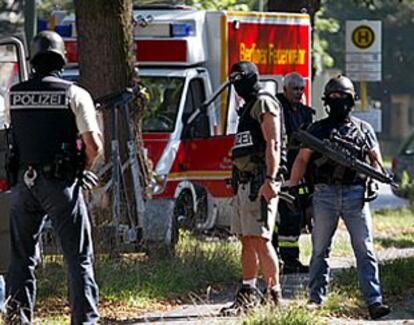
[368,302,390,320]
[220,284,264,316]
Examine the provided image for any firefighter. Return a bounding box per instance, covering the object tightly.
[221,61,286,315]
[272,72,314,273]
[6,31,102,324]
[289,75,390,320]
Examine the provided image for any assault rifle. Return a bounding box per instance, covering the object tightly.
[293,130,399,189]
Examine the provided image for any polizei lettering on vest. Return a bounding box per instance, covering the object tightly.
[234,131,254,149]
[10,91,68,109]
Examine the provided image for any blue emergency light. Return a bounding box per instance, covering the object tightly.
[170,23,193,37]
[55,25,72,37]
[37,19,72,38]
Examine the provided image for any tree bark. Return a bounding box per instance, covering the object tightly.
[73,0,150,241]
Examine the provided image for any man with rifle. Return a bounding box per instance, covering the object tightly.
[289,75,391,320]
[221,61,285,315]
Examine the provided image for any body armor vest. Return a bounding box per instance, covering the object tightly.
[311,117,369,185]
[276,93,313,173]
[9,75,78,165]
[231,91,287,168]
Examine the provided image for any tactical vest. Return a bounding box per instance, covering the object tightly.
[311,117,369,185]
[9,75,78,165]
[231,91,287,168]
[276,93,314,173]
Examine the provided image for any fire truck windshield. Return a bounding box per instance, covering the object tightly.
[141,76,184,133]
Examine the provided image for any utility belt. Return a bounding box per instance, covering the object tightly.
[229,165,282,202]
[9,149,84,187]
[19,161,78,180]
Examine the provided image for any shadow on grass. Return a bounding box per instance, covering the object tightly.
[37,233,241,319]
[375,234,414,249]
[327,257,414,319]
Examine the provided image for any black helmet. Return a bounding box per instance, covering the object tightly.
[30,31,67,69]
[323,75,356,100]
[230,61,260,101]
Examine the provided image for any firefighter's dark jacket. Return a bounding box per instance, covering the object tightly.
[276,93,314,174]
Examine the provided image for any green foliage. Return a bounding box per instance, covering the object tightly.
[35,0,73,18]
[400,171,414,210]
[320,0,414,94]
[313,1,339,73]
[184,0,253,10]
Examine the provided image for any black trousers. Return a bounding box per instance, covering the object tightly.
[272,199,302,262]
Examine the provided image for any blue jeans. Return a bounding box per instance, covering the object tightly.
[309,184,383,307]
[6,172,99,324]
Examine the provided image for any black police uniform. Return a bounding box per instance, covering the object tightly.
[307,116,375,184]
[6,74,99,324]
[273,93,313,270]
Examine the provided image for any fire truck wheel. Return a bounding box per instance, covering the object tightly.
[174,186,208,233]
[174,190,195,230]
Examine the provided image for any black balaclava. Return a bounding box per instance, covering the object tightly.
[325,95,354,123]
[230,61,261,102]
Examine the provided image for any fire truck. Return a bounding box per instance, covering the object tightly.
[127,7,312,246]
[0,6,311,250]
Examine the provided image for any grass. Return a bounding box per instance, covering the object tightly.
[243,304,324,325]
[34,231,241,323]
[299,208,414,262]
[5,208,414,324]
[318,257,414,318]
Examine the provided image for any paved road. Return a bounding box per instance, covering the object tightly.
[370,182,408,211]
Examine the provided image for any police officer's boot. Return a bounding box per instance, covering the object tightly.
[368,302,390,320]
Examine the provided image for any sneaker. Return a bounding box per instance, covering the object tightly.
[368,302,391,320]
[220,285,264,316]
[283,259,309,274]
[306,298,323,310]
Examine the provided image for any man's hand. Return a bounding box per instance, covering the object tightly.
[79,170,99,190]
[258,179,279,202]
[287,185,301,213]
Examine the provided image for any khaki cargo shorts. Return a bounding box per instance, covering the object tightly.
[230,182,280,239]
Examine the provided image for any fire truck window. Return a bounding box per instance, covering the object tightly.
[141,76,184,132]
[182,78,209,139]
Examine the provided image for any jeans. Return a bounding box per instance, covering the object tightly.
[6,172,99,324]
[309,184,382,307]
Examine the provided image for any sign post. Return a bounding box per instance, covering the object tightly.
[346,20,382,130]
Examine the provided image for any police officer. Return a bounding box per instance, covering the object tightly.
[289,75,390,320]
[221,61,285,315]
[6,31,102,324]
[273,72,314,274]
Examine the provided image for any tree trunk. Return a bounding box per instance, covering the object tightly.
[267,0,321,16]
[73,0,150,248]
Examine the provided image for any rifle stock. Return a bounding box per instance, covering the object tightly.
[293,130,399,189]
